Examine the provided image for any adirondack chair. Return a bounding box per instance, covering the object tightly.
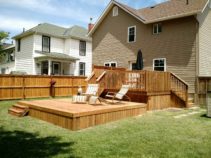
[82,84,99,96]
[105,85,131,103]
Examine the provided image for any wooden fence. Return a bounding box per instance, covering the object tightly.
[0,75,87,100]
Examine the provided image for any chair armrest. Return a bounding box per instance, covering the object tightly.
[106,92,116,95]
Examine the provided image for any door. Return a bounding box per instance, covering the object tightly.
[52,62,61,75]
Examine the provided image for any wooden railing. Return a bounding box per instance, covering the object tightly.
[170,73,188,104]
[90,66,188,104]
[93,69,171,93]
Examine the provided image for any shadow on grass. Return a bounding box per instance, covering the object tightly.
[200,114,211,119]
[0,127,78,158]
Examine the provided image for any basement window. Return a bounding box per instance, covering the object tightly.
[128,26,136,43]
[153,58,166,71]
[104,62,117,67]
[153,23,162,34]
[113,6,118,16]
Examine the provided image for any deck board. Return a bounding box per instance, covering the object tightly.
[18,99,146,130]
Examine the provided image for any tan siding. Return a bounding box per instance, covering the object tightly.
[92,6,197,93]
[198,6,211,76]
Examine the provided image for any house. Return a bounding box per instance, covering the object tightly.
[12,23,92,76]
[0,44,15,74]
[88,0,211,100]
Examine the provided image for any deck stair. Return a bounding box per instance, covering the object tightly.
[8,104,29,117]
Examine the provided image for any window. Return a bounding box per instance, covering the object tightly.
[79,62,85,76]
[7,52,14,62]
[128,26,136,43]
[17,39,21,52]
[1,68,6,74]
[113,6,118,16]
[153,23,162,34]
[104,62,117,67]
[42,36,50,52]
[153,58,166,71]
[104,63,110,67]
[41,61,49,75]
[79,41,86,56]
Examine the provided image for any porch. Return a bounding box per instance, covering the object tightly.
[34,51,79,76]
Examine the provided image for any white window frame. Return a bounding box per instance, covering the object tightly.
[153,23,162,35]
[79,40,86,56]
[153,58,166,71]
[104,61,117,67]
[113,6,118,17]
[128,26,136,43]
[79,62,86,76]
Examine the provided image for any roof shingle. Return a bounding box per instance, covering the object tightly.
[13,23,91,41]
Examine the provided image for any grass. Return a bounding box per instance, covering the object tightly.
[1,99,211,158]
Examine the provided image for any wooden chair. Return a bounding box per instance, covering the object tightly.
[105,85,131,103]
[82,84,99,96]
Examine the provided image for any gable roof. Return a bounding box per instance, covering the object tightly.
[88,0,209,36]
[138,0,209,23]
[13,23,91,41]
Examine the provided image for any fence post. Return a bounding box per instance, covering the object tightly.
[22,75,25,99]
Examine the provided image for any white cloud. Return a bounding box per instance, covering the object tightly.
[0,0,103,24]
[0,15,40,32]
[0,15,70,33]
[153,0,167,4]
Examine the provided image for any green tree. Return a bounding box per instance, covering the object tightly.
[0,31,9,51]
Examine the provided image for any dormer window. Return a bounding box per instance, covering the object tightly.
[113,6,118,16]
[153,23,162,34]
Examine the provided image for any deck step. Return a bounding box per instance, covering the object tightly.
[13,104,29,110]
[8,104,29,117]
[8,108,24,117]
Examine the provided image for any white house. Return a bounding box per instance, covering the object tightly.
[0,44,15,74]
[11,23,92,76]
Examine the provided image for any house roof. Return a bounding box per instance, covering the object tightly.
[0,44,15,53]
[137,0,209,23]
[88,0,209,36]
[35,50,79,61]
[13,23,91,41]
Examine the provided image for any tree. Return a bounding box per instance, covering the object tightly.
[0,31,9,51]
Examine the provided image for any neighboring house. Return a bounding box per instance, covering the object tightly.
[12,23,92,76]
[89,0,211,99]
[0,44,15,74]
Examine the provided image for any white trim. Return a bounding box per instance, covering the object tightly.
[153,58,166,71]
[127,26,136,43]
[201,0,210,13]
[104,61,117,67]
[153,23,162,35]
[113,6,118,17]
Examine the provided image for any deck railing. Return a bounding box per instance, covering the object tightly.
[170,73,188,103]
[91,66,188,104]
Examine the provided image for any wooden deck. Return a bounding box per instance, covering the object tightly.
[18,99,146,130]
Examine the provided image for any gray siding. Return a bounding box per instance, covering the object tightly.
[92,5,197,93]
[198,5,211,76]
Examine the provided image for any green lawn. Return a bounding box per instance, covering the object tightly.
[1,100,211,158]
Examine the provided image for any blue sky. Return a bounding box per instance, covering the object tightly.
[0,0,166,42]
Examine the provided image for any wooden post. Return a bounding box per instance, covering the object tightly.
[22,75,26,99]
